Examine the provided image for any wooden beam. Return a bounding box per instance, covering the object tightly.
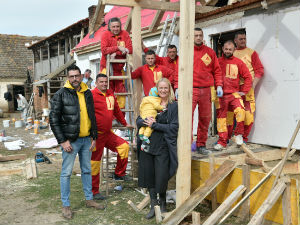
[175,0,195,208]
[209,154,217,211]
[148,0,169,33]
[203,185,246,225]
[127,200,139,212]
[282,161,300,175]
[155,205,162,223]
[237,164,250,220]
[0,168,23,176]
[248,181,287,225]
[131,6,143,121]
[163,160,237,225]
[218,160,282,224]
[282,179,291,225]
[102,0,214,13]
[149,10,165,33]
[25,158,37,179]
[272,120,300,189]
[89,0,105,34]
[137,195,150,211]
[192,211,201,225]
[191,160,299,225]
[0,154,26,162]
[124,9,133,32]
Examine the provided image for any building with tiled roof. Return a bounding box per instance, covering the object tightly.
[27,17,89,116]
[0,34,42,112]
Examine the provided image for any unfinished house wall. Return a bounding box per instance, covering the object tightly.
[74,51,101,82]
[200,4,300,148]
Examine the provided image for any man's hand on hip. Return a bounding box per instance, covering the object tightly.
[61,140,72,152]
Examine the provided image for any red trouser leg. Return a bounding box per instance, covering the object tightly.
[226,106,234,141]
[91,132,107,195]
[242,96,255,142]
[230,96,245,136]
[106,131,129,177]
[192,88,212,147]
[216,96,229,147]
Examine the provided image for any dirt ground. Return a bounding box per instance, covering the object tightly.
[0,113,297,225]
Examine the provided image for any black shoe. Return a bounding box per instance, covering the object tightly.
[93,193,106,200]
[159,194,167,213]
[146,199,158,219]
[113,173,132,181]
[196,146,212,155]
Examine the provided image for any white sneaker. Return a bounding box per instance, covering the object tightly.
[235,135,243,146]
[214,144,226,151]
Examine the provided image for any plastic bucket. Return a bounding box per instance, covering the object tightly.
[15,120,23,128]
[3,120,10,128]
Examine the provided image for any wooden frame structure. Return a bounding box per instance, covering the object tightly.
[90,0,218,207]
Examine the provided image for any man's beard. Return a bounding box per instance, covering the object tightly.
[225,53,233,58]
[71,81,80,89]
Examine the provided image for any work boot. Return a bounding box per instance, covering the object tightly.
[146,188,158,219]
[93,193,106,200]
[62,206,72,219]
[214,143,226,151]
[86,200,105,210]
[196,146,212,155]
[113,173,132,181]
[159,193,167,213]
[234,134,243,146]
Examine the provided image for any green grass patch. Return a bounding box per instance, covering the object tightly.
[20,171,159,224]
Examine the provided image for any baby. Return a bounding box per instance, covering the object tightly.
[139,87,165,151]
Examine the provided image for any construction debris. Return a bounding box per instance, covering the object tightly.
[4,140,25,150]
[33,137,58,149]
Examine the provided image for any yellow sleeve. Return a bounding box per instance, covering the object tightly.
[151,99,164,111]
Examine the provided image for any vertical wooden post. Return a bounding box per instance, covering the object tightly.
[192,211,201,225]
[209,154,217,210]
[282,179,291,225]
[238,164,250,220]
[47,43,51,72]
[131,6,143,120]
[58,40,61,56]
[64,38,69,63]
[176,0,195,207]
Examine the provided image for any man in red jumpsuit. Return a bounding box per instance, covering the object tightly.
[91,74,132,200]
[131,50,174,96]
[100,17,132,111]
[214,40,252,150]
[142,44,179,95]
[193,28,223,155]
[227,31,264,143]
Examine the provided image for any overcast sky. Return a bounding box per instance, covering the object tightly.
[0,0,112,37]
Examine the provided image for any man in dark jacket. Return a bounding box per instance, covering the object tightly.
[50,65,104,220]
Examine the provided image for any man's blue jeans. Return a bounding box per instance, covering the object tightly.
[60,137,93,207]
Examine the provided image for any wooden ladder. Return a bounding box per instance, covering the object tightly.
[101,54,137,196]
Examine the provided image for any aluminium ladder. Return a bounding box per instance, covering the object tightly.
[156,12,178,57]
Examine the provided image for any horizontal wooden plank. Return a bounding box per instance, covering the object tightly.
[0,154,26,162]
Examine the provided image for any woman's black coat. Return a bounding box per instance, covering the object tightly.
[136,101,179,178]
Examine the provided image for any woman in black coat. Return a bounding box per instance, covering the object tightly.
[136,78,179,219]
